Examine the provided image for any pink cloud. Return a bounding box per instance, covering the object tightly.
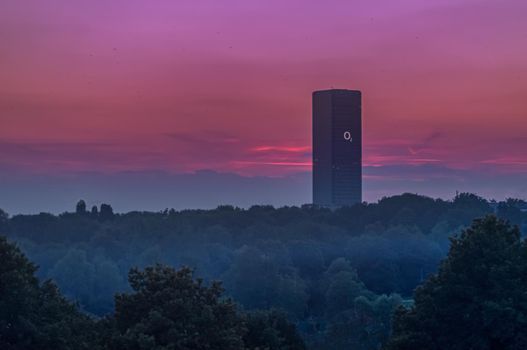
[0,0,526,180]
[251,146,311,153]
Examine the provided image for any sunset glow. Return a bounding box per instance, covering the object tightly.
[1,0,527,211]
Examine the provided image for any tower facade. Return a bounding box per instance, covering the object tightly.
[312,89,362,207]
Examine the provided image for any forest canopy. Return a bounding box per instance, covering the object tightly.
[1,193,526,349]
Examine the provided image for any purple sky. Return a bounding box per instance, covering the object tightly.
[1,0,526,212]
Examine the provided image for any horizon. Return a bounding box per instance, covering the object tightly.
[1,168,525,215]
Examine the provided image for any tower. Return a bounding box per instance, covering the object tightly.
[312,89,362,207]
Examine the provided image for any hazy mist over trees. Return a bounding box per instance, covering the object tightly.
[1,193,526,349]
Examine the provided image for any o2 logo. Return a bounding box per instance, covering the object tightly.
[343,131,353,143]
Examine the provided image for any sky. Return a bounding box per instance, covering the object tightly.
[1,0,527,213]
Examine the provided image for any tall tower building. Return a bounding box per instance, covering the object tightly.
[312,89,362,207]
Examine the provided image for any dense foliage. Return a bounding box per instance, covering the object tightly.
[1,193,526,349]
[0,236,96,350]
[385,215,527,350]
[0,238,304,350]
[110,265,245,349]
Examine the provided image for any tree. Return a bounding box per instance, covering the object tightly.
[76,200,87,215]
[0,236,96,350]
[105,264,307,350]
[497,199,525,228]
[0,209,8,234]
[324,258,371,316]
[0,235,306,350]
[243,309,306,350]
[110,264,246,350]
[99,204,114,221]
[91,205,99,216]
[326,294,401,350]
[322,258,401,350]
[385,215,527,350]
[49,249,95,307]
[222,245,308,318]
[445,193,492,228]
[48,249,124,315]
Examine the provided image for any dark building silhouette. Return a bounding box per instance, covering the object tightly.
[313,89,362,207]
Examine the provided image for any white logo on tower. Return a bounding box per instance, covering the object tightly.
[343,131,352,143]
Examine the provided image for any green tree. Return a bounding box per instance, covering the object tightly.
[49,249,95,304]
[324,258,371,316]
[91,205,99,216]
[110,264,246,350]
[76,200,87,215]
[326,294,401,350]
[445,192,492,228]
[223,246,308,318]
[99,204,114,221]
[497,199,525,228]
[49,250,125,315]
[322,258,401,350]
[0,209,8,234]
[0,236,96,350]
[243,309,306,350]
[385,215,527,350]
